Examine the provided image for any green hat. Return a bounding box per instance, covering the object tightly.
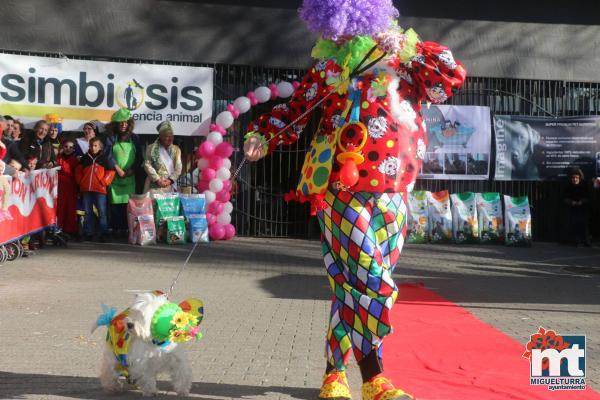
[111,108,131,122]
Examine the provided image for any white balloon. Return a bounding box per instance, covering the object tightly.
[217,167,231,181]
[217,212,232,225]
[197,158,209,169]
[233,96,251,113]
[254,86,271,103]
[203,190,216,204]
[222,158,232,169]
[223,201,233,214]
[207,131,223,145]
[215,111,234,129]
[277,81,294,98]
[209,178,223,193]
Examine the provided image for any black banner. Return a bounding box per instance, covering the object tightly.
[494,115,600,181]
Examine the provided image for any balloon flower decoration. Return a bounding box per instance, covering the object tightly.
[196,81,298,240]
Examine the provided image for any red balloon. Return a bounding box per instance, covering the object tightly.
[339,159,359,187]
[198,141,215,158]
[209,224,225,240]
[223,224,236,240]
[201,168,216,181]
[215,142,234,158]
[197,180,209,193]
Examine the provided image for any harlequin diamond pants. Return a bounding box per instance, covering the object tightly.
[317,188,406,370]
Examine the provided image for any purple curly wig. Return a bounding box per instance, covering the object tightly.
[299,0,399,39]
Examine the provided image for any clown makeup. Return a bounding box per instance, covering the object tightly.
[62,141,75,155]
[26,157,38,170]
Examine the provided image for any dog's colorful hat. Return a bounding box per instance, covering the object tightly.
[151,298,204,343]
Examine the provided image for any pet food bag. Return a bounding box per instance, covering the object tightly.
[127,195,156,245]
[427,190,453,243]
[187,213,209,243]
[503,195,532,246]
[165,216,186,245]
[179,193,206,216]
[153,193,181,242]
[476,192,504,243]
[407,190,429,244]
[450,192,479,243]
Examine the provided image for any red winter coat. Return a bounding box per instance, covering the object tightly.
[75,152,115,194]
[249,41,466,198]
[56,153,80,234]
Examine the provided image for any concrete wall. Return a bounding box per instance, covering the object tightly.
[1,0,599,82]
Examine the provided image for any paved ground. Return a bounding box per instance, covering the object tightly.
[0,237,599,399]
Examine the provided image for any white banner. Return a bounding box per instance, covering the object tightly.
[0,53,213,135]
[419,105,492,180]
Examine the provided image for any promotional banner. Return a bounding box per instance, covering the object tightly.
[419,105,491,180]
[0,53,213,135]
[494,115,600,180]
[0,168,58,245]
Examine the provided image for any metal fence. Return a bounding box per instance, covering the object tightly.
[2,49,599,241]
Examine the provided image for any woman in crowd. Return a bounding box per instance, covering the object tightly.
[20,120,55,169]
[143,121,182,194]
[56,139,80,238]
[104,108,144,235]
[563,167,592,246]
[11,119,24,143]
[75,121,98,158]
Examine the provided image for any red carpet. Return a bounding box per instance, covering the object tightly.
[386,283,600,400]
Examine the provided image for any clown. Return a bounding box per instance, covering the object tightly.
[244,1,466,399]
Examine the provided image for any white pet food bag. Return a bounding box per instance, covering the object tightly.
[427,190,453,243]
[450,192,479,243]
[503,195,532,246]
[407,190,429,244]
[476,192,504,243]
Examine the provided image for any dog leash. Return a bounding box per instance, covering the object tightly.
[166,239,201,299]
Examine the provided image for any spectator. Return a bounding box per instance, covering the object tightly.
[75,137,115,242]
[75,121,98,158]
[0,160,12,223]
[11,119,24,142]
[46,115,63,157]
[1,117,26,175]
[3,115,15,141]
[8,159,22,174]
[104,108,144,235]
[56,139,80,237]
[25,155,38,171]
[143,121,182,194]
[563,167,591,246]
[20,120,56,169]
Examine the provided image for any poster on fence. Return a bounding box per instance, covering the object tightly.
[0,53,213,135]
[419,105,491,180]
[494,115,600,181]
[0,168,58,245]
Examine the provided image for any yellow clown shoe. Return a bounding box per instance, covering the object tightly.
[319,370,352,400]
[361,376,414,400]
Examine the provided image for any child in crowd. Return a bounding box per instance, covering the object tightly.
[26,155,38,171]
[56,139,80,238]
[75,137,115,242]
[8,159,22,173]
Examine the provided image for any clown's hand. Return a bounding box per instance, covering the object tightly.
[243,132,267,162]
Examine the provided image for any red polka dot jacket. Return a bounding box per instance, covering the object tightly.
[247,41,466,205]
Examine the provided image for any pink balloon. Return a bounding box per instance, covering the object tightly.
[207,201,219,215]
[223,224,236,240]
[199,141,215,158]
[197,180,209,193]
[215,142,234,158]
[209,224,225,240]
[221,179,232,192]
[216,189,231,202]
[201,168,216,181]
[209,155,224,170]
[206,213,217,225]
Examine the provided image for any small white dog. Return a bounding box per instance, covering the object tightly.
[92,290,204,397]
